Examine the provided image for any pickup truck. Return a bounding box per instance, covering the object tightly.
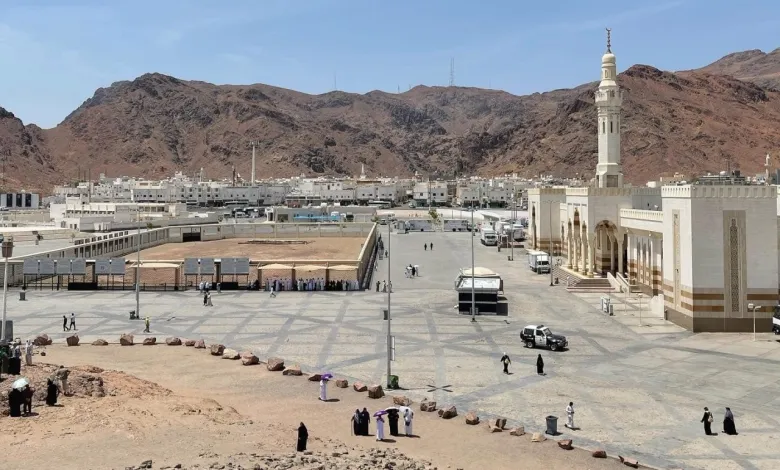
[520,325,568,351]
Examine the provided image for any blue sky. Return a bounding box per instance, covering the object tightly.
[0,0,777,128]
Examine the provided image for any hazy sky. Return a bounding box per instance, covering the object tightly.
[0,0,777,128]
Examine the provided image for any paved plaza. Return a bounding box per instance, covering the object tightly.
[8,230,780,469]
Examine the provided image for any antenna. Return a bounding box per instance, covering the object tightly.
[449,57,455,87]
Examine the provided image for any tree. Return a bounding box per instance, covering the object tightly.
[428,209,441,226]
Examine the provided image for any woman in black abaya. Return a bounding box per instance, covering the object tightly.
[351,409,361,435]
[387,408,399,436]
[8,388,22,417]
[723,407,738,435]
[46,379,59,406]
[536,354,545,375]
[296,422,308,451]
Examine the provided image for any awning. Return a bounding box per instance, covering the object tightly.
[258,263,293,270]
[328,265,357,271]
[294,264,327,271]
[128,262,180,269]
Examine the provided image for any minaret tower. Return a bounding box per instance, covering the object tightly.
[595,28,624,188]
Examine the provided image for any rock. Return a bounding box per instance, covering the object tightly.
[66,334,79,346]
[619,456,639,468]
[221,348,240,359]
[194,339,206,349]
[335,379,348,388]
[240,351,259,365]
[465,412,479,425]
[266,357,285,371]
[142,337,157,345]
[558,439,573,450]
[308,373,322,381]
[488,425,502,433]
[139,460,153,469]
[531,432,546,442]
[392,395,411,406]
[283,365,302,376]
[92,339,109,346]
[420,398,437,412]
[210,344,225,355]
[491,418,507,430]
[184,339,196,346]
[509,426,525,436]
[367,384,384,399]
[165,337,182,346]
[33,334,52,346]
[592,449,607,459]
[120,334,134,346]
[352,382,367,392]
[438,405,457,419]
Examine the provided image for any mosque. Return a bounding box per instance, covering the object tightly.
[528,29,778,332]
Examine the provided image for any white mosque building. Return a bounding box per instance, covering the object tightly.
[528,30,778,332]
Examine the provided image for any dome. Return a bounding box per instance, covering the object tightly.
[601,52,616,65]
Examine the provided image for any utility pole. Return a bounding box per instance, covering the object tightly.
[449,58,455,87]
[386,222,393,387]
[471,207,476,322]
[250,141,258,186]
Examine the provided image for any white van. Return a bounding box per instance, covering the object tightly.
[443,219,469,232]
[406,219,434,232]
[527,249,551,274]
[480,228,498,246]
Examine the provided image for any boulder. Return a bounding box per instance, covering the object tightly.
[283,365,302,376]
[193,339,206,349]
[509,426,525,436]
[392,395,411,406]
[165,337,182,346]
[120,334,134,346]
[531,432,546,442]
[142,337,157,346]
[558,439,573,450]
[33,334,52,346]
[66,335,80,346]
[334,379,349,388]
[184,339,196,347]
[240,351,259,366]
[352,382,367,392]
[221,348,240,359]
[592,450,607,459]
[491,418,508,430]
[420,398,437,412]
[488,425,502,433]
[266,357,285,371]
[308,373,322,381]
[92,339,109,346]
[619,456,639,468]
[210,344,225,356]
[438,405,457,419]
[465,412,479,425]
[367,384,384,399]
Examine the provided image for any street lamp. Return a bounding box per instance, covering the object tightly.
[471,206,476,322]
[748,303,758,341]
[540,201,555,286]
[386,220,393,388]
[135,205,141,319]
[0,236,13,343]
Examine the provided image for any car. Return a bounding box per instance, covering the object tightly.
[520,325,568,351]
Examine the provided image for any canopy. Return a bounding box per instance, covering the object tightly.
[460,267,497,277]
[258,263,293,270]
[327,265,356,271]
[128,262,180,269]
[294,264,327,272]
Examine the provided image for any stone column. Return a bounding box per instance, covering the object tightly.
[609,233,615,273]
[588,235,596,277]
[583,235,591,276]
[567,230,573,269]
[649,237,655,294]
[617,232,624,277]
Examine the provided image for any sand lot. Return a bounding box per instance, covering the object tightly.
[0,345,627,470]
[129,238,366,261]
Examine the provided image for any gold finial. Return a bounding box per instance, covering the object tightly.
[606,28,612,53]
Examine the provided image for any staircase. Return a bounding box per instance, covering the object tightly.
[553,266,614,293]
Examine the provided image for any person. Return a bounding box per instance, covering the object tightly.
[8,387,22,417]
[403,407,414,436]
[500,352,511,374]
[206,292,213,306]
[62,314,69,332]
[723,407,738,435]
[424,243,427,251]
[351,409,361,435]
[144,316,151,333]
[22,385,33,415]
[69,312,76,331]
[360,408,371,436]
[536,354,545,375]
[387,408,399,436]
[376,414,385,441]
[203,292,208,306]
[388,281,393,293]
[430,242,433,251]
[46,378,59,406]
[382,281,387,293]
[376,281,380,292]
[24,340,33,366]
[296,422,308,452]
[701,407,714,435]
[53,366,70,397]
[270,285,276,298]
[565,402,575,429]
[319,377,328,401]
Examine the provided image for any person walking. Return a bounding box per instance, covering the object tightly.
[360,408,371,436]
[319,377,328,401]
[22,385,33,415]
[536,354,545,375]
[430,242,434,251]
[24,340,33,366]
[270,285,276,298]
[45,378,59,406]
[387,408,399,436]
[376,281,380,292]
[723,407,738,435]
[424,243,427,251]
[62,315,69,332]
[565,402,575,429]
[69,313,76,331]
[500,352,511,374]
[296,422,308,452]
[701,407,714,435]
[403,407,414,436]
[203,292,208,306]
[144,316,151,333]
[351,409,361,435]
[376,414,386,441]
[382,281,387,293]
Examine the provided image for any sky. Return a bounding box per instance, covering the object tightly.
[0,0,778,129]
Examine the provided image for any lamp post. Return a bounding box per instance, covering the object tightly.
[542,201,555,286]
[471,206,476,322]
[0,236,13,343]
[386,220,392,387]
[748,303,758,341]
[135,205,141,318]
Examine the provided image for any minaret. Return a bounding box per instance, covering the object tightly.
[360,163,366,180]
[595,28,624,188]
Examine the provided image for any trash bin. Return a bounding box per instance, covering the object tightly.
[545,415,558,435]
[19,291,26,301]
[388,374,399,390]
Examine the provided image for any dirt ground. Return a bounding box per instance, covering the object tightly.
[0,345,636,470]
[130,238,366,261]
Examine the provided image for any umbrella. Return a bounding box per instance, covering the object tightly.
[399,405,413,417]
[384,406,400,412]
[322,373,334,380]
[373,410,388,417]
[12,377,29,390]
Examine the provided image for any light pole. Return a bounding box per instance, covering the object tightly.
[638,292,643,326]
[386,221,393,387]
[471,206,476,322]
[546,202,554,286]
[748,303,758,341]
[0,236,13,343]
[510,198,515,262]
[135,205,141,318]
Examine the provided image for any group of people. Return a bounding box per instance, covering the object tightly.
[701,407,739,436]
[375,280,393,293]
[404,264,419,278]
[350,406,414,441]
[498,353,546,376]
[61,313,77,332]
[7,366,66,418]
[266,278,361,294]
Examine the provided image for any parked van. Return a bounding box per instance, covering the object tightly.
[527,249,551,274]
[443,219,469,232]
[406,219,434,232]
[480,228,498,246]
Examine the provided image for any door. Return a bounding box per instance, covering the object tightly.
[535,329,546,346]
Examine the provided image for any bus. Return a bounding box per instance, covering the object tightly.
[368,200,392,209]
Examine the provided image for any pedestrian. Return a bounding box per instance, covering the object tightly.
[53,366,70,397]
[270,285,276,298]
[206,292,213,306]
[203,292,208,306]
[382,281,387,293]
[62,315,69,332]
[387,408,399,436]
[701,407,714,435]
[376,414,385,441]
[565,402,575,429]
[319,377,328,401]
[8,387,22,417]
[296,422,308,452]
[22,385,33,415]
[430,242,434,251]
[144,316,151,333]
[69,312,76,331]
[723,407,738,435]
[403,407,414,436]
[360,407,371,436]
[424,243,427,251]
[45,378,59,406]
[500,352,511,374]
[536,354,545,375]
[375,281,380,292]
[388,281,393,293]
[384,250,388,258]
[24,340,33,366]
[351,409,361,435]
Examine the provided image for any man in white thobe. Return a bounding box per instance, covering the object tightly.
[403,408,414,436]
[376,416,385,441]
[565,402,575,429]
[319,378,328,401]
[24,340,33,366]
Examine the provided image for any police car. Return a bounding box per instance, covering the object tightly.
[773,307,780,335]
[520,325,568,351]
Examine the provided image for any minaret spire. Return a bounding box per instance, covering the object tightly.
[606,28,612,53]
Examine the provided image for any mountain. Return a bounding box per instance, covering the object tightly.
[693,48,780,90]
[2,48,780,192]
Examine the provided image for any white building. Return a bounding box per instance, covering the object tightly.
[413,181,449,206]
[528,30,778,333]
[0,192,40,209]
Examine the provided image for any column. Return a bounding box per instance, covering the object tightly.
[649,237,655,294]
[617,232,624,276]
[590,240,596,278]
[609,233,615,273]
[567,230,573,269]
[582,235,590,275]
